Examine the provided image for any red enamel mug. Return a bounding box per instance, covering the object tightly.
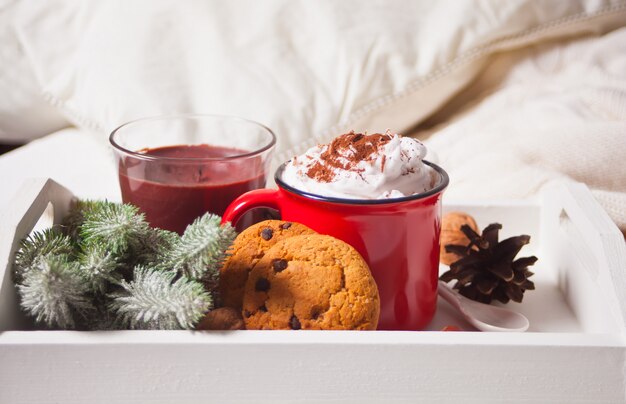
[222,161,449,330]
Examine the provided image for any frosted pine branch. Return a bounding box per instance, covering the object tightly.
[132,227,180,266]
[63,199,101,242]
[162,213,236,280]
[109,266,212,330]
[17,255,94,329]
[13,227,74,283]
[13,199,235,330]
[80,201,150,255]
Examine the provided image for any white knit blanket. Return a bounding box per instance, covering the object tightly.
[425,27,626,232]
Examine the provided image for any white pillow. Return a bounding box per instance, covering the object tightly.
[0,5,69,143]
[7,0,626,159]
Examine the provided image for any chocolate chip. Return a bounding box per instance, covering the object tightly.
[310,307,321,320]
[259,304,268,312]
[261,228,273,240]
[280,222,292,230]
[255,277,270,292]
[289,315,301,330]
[272,259,288,272]
[243,310,252,318]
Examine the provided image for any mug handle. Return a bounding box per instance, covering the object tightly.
[221,188,282,226]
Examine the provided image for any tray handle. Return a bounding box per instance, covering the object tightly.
[0,178,75,331]
[542,180,626,334]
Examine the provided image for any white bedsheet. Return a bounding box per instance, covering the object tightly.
[0,129,120,208]
[1,2,624,234]
[3,0,625,157]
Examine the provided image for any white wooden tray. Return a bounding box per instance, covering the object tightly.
[1,178,625,403]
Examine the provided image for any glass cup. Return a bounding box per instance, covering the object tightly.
[222,161,448,330]
[109,114,276,234]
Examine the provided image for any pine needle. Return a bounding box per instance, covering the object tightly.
[162,213,237,280]
[109,266,212,330]
[17,255,94,329]
[77,244,122,294]
[13,227,74,283]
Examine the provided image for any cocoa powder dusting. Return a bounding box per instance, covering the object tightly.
[305,131,392,182]
[305,161,330,182]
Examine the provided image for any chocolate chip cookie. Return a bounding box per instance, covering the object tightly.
[219,220,317,309]
[242,234,380,330]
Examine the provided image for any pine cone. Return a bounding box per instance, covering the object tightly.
[440,212,479,265]
[439,223,537,304]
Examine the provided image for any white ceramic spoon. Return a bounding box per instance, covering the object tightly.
[438,281,530,332]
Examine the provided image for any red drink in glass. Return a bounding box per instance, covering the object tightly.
[110,115,275,234]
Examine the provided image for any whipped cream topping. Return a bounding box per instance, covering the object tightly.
[281,131,434,199]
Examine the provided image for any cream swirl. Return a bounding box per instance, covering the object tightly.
[281,131,433,199]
